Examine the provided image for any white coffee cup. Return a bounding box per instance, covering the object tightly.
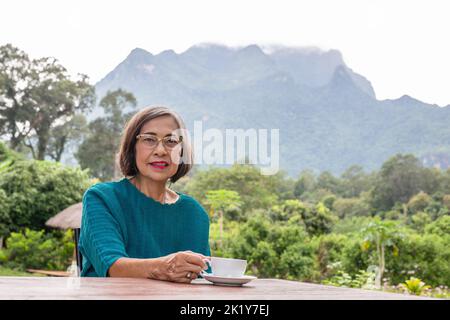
[205,257,247,277]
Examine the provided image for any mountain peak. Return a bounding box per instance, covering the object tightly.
[396,94,421,104]
[267,46,343,60]
[127,47,152,59]
[329,65,355,87]
[158,49,176,55]
[240,44,265,54]
[157,49,177,60]
[324,65,374,98]
[234,44,274,70]
[183,43,234,55]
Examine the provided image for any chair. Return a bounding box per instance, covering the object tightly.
[73,228,83,274]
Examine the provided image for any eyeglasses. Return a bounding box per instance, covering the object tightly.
[136,133,183,149]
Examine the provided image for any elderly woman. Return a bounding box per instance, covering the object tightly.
[79,106,210,282]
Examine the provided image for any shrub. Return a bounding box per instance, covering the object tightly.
[410,212,432,233]
[279,242,317,281]
[321,195,337,210]
[2,228,74,271]
[301,202,337,236]
[332,197,371,218]
[407,192,432,215]
[400,277,431,295]
[0,159,92,234]
[385,232,450,287]
[0,141,22,163]
[268,199,307,222]
[332,216,374,234]
[0,189,11,239]
[424,215,450,237]
[340,233,372,275]
[226,212,316,281]
[313,233,349,280]
[323,269,376,289]
[443,194,450,209]
[248,241,278,277]
[184,164,282,212]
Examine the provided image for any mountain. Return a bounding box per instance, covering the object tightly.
[90,44,450,177]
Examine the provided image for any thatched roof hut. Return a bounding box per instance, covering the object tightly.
[45,202,82,229]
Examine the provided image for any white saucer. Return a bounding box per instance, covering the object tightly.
[201,272,257,286]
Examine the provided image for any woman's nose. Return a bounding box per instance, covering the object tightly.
[152,140,168,155]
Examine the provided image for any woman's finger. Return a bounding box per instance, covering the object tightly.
[183,253,208,269]
[176,263,203,274]
[170,271,199,283]
[184,251,209,261]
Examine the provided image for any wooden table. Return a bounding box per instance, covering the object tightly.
[26,269,70,277]
[0,277,434,300]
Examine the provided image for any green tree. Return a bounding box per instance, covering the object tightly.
[407,191,432,215]
[316,171,341,195]
[332,216,374,234]
[422,194,449,220]
[278,241,316,280]
[249,241,278,277]
[0,141,22,163]
[294,169,316,197]
[340,165,374,198]
[228,213,316,280]
[424,215,450,237]
[385,231,450,287]
[205,189,241,244]
[314,233,348,280]
[321,194,337,210]
[300,188,336,204]
[441,169,450,194]
[47,114,88,162]
[0,44,35,150]
[269,199,307,222]
[76,89,136,180]
[361,218,403,288]
[332,197,371,218]
[371,154,426,211]
[0,189,11,247]
[229,213,273,266]
[0,159,92,235]
[420,167,442,197]
[301,202,337,236]
[2,228,74,271]
[443,194,450,210]
[0,142,21,246]
[0,44,95,160]
[184,164,281,213]
[98,89,137,132]
[410,212,432,233]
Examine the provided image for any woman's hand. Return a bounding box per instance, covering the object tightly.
[151,251,210,283]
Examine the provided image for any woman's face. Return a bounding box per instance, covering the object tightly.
[134,115,183,183]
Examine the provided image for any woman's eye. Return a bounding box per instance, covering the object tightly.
[144,137,157,143]
[166,138,179,146]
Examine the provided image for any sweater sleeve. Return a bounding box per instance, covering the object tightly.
[79,186,129,277]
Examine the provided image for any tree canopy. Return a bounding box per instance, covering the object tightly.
[0,44,95,160]
[75,89,137,181]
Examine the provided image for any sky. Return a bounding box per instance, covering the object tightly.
[1,0,449,106]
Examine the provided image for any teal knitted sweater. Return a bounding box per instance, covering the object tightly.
[79,178,211,277]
